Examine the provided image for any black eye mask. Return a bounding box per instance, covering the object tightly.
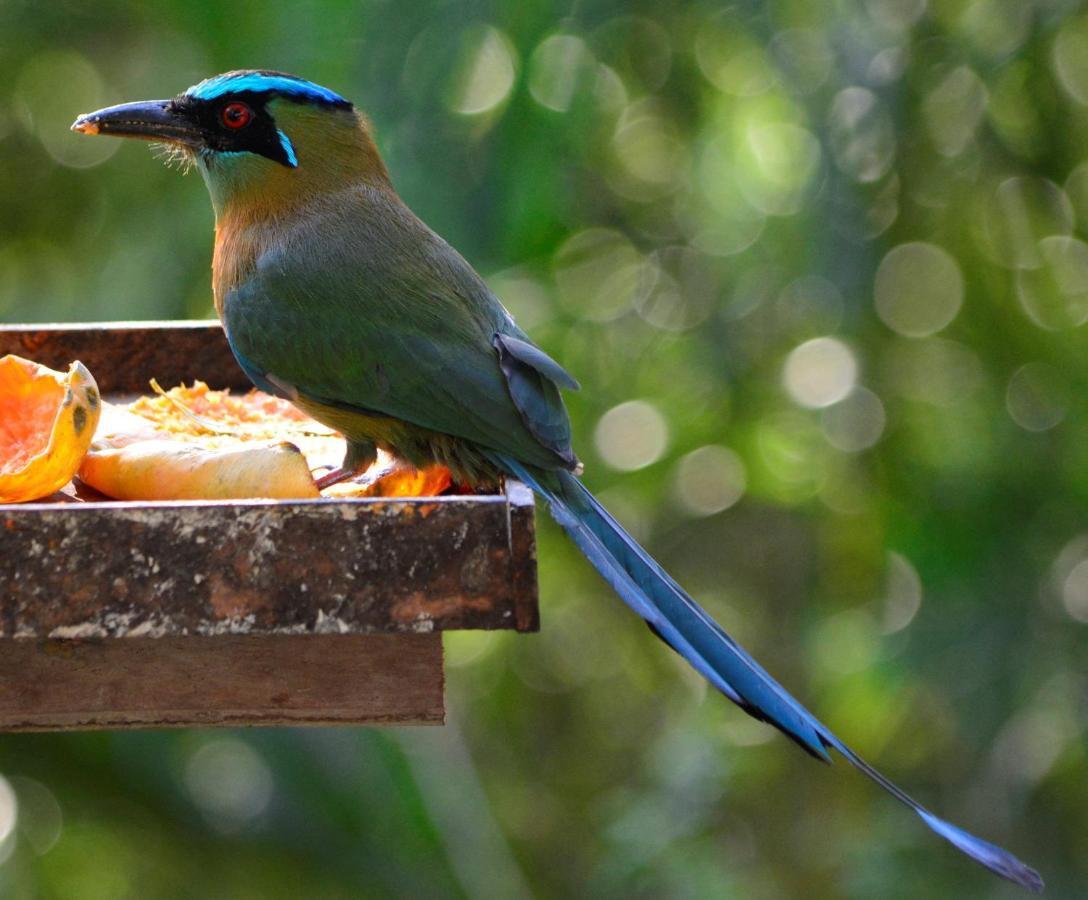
[169,93,297,168]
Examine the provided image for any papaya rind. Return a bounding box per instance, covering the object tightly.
[0,356,101,503]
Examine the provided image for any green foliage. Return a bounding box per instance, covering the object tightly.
[1,0,1086,895]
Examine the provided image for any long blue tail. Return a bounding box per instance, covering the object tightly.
[496,456,1043,893]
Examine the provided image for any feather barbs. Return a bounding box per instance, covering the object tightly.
[186,70,351,108]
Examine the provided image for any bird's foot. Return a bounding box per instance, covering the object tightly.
[314,466,360,491]
[313,442,381,491]
[313,458,395,491]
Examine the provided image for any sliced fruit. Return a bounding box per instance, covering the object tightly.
[0,355,101,503]
[327,461,453,498]
[80,440,320,501]
[80,381,452,501]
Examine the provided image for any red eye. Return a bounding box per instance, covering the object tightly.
[220,102,252,129]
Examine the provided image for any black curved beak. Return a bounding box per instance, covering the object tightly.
[71,99,199,146]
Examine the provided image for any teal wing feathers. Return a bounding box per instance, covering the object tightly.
[221,195,577,471]
[492,332,579,467]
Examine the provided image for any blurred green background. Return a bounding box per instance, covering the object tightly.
[1,0,1086,896]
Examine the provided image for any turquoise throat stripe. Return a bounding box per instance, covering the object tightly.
[277,130,298,167]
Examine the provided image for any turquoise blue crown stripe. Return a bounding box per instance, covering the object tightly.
[186,73,347,105]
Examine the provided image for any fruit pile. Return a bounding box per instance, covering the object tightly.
[0,357,450,503]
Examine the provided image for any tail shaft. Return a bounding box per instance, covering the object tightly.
[496,457,1042,893]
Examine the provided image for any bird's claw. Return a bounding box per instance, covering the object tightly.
[313,458,396,491]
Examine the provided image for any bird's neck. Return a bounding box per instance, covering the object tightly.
[207,116,392,316]
[211,177,408,317]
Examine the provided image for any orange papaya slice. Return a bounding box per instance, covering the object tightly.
[0,355,101,503]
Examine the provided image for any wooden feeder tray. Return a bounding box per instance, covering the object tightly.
[0,322,539,731]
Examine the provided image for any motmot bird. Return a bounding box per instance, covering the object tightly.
[73,71,1042,892]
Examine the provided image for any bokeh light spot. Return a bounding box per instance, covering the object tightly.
[529,34,596,112]
[594,16,673,93]
[981,176,1074,269]
[445,630,499,668]
[673,445,747,516]
[185,738,273,833]
[1064,160,1088,233]
[10,776,62,856]
[757,413,830,500]
[770,29,833,95]
[821,387,886,452]
[612,100,687,197]
[1062,557,1088,623]
[696,18,777,97]
[690,139,766,256]
[738,120,821,216]
[992,698,1077,788]
[868,47,908,84]
[554,228,647,322]
[0,776,16,847]
[1016,235,1088,329]
[881,552,923,634]
[488,268,552,331]
[1052,15,1088,105]
[1005,362,1069,432]
[1051,534,1088,620]
[960,0,1032,60]
[874,242,963,337]
[16,52,119,169]
[828,87,895,183]
[812,609,878,676]
[783,337,858,409]
[863,174,901,239]
[451,25,518,115]
[923,66,987,157]
[593,64,629,115]
[594,400,669,471]
[635,247,715,332]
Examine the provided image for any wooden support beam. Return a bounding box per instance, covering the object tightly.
[0,634,443,731]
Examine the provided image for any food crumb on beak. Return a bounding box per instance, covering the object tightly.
[71,118,100,135]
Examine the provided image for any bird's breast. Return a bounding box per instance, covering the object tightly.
[211,211,279,318]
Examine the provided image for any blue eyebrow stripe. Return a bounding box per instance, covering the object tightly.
[186,73,348,106]
[277,130,298,167]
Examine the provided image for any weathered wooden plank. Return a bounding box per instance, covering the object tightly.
[506,480,540,632]
[0,483,538,637]
[0,321,246,392]
[0,634,443,730]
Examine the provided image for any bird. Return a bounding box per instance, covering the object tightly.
[72,70,1042,892]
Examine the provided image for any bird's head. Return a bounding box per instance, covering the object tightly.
[72,70,388,213]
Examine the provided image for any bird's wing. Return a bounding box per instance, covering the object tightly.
[221,225,577,471]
